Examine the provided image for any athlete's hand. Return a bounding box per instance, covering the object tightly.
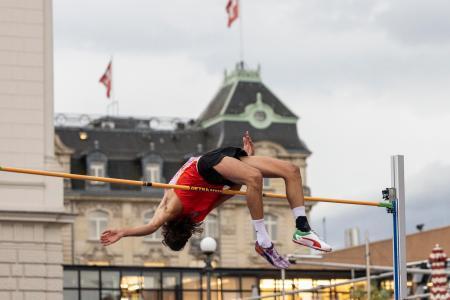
[243,131,254,156]
[101,229,124,246]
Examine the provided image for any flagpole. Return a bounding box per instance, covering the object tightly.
[238,0,244,63]
[111,54,119,116]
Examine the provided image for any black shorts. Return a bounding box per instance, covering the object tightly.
[197,146,248,186]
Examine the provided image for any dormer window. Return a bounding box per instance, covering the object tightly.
[89,162,106,185]
[144,163,160,183]
[86,148,109,190]
[141,154,164,187]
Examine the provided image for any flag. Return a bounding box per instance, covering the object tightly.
[99,61,112,99]
[226,0,239,27]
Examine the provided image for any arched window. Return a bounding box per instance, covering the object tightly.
[203,214,218,238]
[88,210,108,240]
[143,210,162,241]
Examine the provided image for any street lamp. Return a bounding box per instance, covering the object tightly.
[200,237,217,300]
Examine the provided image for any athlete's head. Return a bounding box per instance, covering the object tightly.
[162,217,203,251]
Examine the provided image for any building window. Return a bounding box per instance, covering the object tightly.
[253,214,278,241]
[88,210,108,240]
[265,214,278,241]
[263,178,271,189]
[144,163,160,183]
[203,214,218,238]
[89,162,106,185]
[143,210,162,241]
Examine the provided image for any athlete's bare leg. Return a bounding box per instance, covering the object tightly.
[213,156,264,219]
[239,156,304,209]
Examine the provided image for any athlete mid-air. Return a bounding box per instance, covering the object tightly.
[101,132,331,269]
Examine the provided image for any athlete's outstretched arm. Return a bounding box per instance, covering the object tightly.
[101,193,177,246]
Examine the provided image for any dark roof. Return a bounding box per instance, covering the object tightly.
[197,83,234,124]
[203,121,311,154]
[225,82,297,117]
[197,80,297,124]
[56,126,205,161]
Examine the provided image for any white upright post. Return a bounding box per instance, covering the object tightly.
[365,233,371,300]
[391,155,407,299]
[281,268,286,300]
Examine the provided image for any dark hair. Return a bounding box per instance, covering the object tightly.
[161,217,203,251]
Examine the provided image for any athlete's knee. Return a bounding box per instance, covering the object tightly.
[284,162,301,179]
[246,169,263,189]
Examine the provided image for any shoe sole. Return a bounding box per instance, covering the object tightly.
[255,245,290,269]
[292,239,332,252]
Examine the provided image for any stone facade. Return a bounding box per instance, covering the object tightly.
[57,138,312,268]
[0,0,71,299]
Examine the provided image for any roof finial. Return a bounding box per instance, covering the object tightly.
[94,140,100,150]
[256,92,263,104]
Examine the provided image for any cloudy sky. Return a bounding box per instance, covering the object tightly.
[53,0,450,249]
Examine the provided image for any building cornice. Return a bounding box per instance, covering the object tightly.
[0,210,75,223]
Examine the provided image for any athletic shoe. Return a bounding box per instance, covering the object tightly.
[255,242,290,269]
[292,229,332,252]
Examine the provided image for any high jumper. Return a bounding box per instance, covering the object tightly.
[0,140,407,297]
[100,131,331,269]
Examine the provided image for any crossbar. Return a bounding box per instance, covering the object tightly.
[0,166,391,208]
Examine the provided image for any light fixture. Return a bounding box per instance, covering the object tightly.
[79,131,88,140]
[200,237,217,255]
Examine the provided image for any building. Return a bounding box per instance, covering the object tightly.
[292,225,450,297]
[0,0,72,299]
[55,63,314,269]
[310,225,450,266]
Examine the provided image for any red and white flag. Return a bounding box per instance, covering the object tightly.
[99,61,112,99]
[226,0,239,27]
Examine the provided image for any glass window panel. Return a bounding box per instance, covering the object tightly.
[88,220,97,240]
[204,215,218,238]
[183,291,201,300]
[145,164,160,182]
[263,177,271,189]
[143,210,162,240]
[163,272,181,289]
[202,275,220,290]
[99,219,108,234]
[88,210,108,240]
[121,271,143,292]
[143,272,160,289]
[223,292,241,300]
[162,291,176,300]
[81,290,99,300]
[101,290,121,300]
[142,290,161,300]
[182,272,201,290]
[64,270,78,288]
[202,291,219,300]
[89,162,106,185]
[241,277,258,290]
[80,270,99,288]
[63,290,78,300]
[101,270,120,289]
[221,277,239,290]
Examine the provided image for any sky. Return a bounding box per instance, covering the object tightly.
[53,0,450,249]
